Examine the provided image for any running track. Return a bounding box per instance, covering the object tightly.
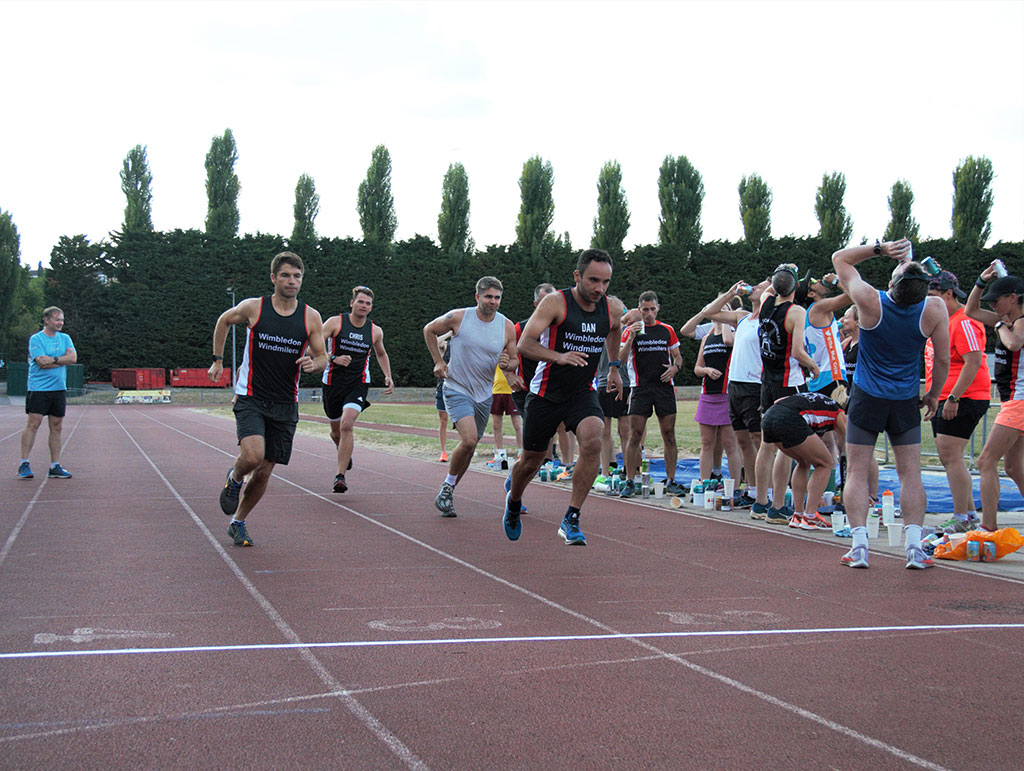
[1,405,1022,769]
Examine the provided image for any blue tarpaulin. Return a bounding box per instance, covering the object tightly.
[619,455,1024,514]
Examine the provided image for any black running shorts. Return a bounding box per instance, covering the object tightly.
[627,384,677,418]
[522,390,603,452]
[931,397,989,440]
[25,390,67,418]
[323,381,370,421]
[233,395,299,465]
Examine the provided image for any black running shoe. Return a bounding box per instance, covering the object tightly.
[435,482,457,517]
[333,473,348,493]
[220,468,243,516]
[228,520,253,547]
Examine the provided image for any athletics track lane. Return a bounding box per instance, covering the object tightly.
[1,405,1022,769]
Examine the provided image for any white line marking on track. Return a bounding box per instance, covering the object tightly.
[4,622,1022,660]
[0,410,86,572]
[108,410,427,771]
[133,409,971,770]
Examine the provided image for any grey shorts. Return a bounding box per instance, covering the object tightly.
[443,385,491,441]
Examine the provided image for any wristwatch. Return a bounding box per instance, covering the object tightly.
[873,239,882,256]
[947,394,960,403]
[608,360,622,368]
[995,321,1005,331]
[212,354,223,363]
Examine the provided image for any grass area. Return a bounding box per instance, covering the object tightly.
[194,400,974,471]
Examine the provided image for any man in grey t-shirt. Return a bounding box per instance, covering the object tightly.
[423,276,522,517]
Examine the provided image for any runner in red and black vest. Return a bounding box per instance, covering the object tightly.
[503,249,625,546]
[752,264,819,525]
[619,290,684,498]
[761,391,847,532]
[208,251,328,547]
[322,285,394,495]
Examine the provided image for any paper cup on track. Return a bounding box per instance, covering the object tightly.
[886,524,903,547]
[723,478,735,498]
[831,513,847,533]
[653,482,665,498]
[669,496,683,509]
[866,517,880,539]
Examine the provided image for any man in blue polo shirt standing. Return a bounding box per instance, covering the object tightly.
[19,306,77,479]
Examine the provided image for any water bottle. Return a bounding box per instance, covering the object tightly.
[784,488,792,508]
[994,259,1008,279]
[881,489,896,525]
[692,482,704,507]
[921,256,941,276]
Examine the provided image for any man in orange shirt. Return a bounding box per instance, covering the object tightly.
[925,270,991,532]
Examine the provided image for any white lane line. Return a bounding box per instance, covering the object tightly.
[0,410,86,572]
[137,410,953,770]
[108,410,426,771]
[6,622,1023,660]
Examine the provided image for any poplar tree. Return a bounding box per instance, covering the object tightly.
[357,144,397,245]
[0,210,21,339]
[658,154,703,251]
[516,155,555,267]
[291,174,320,245]
[591,160,630,256]
[815,171,853,252]
[120,144,154,233]
[952,155,994,249]
[437,162,472,268]
[883,180,920,242]
[205,129,240,238]
[738,174,772,250]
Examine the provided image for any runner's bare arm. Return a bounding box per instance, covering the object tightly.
[832,239,910,325]
[209,298,259,382]
[519,293,581,365]
[424,309,465,378]
[297,308,328,374]
[807,292,853,327]
[784,305,819,380]
[965,262,1003,327]
[605,295,625,394]
[500,319,524,390]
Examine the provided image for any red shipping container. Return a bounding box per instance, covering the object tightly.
[170,367,230,388]
[111,368,165,390]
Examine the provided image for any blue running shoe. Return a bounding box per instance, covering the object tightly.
[557,514,587,545]
[504,471,512,494]
[503,493,522,541]
[17,461,33,479]
[227,520,253,547]
[47,463,72,479]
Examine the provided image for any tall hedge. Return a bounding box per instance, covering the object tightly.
[41,230,1024,388]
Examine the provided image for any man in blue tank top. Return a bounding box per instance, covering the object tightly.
[833,239,949,570]
[423,276,522,518]
[208,252,328,547]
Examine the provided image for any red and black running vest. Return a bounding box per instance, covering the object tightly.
[323,314,373,388]
[235,297,310,403]
[530,289,611,403]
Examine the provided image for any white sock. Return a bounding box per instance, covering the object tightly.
[904,524,924,551]
[712,466,722,475]
[231,517,243,524]
[445,474,458,486]
[747,486,756,497]
[852,526,868,550]
[954,513,969,522]
[50,462,60,469]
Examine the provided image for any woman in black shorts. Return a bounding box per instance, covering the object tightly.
[761,391,846,530]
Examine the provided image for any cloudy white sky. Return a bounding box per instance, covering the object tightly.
[2,0,1022,267]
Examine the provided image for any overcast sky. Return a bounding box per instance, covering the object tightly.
[2,0,1022,268]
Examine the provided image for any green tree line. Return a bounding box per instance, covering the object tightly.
[17,228,1024,389]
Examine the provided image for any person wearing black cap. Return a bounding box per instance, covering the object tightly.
[965,262,1024,533]
[925,269,991,533]
[832,239,950,570]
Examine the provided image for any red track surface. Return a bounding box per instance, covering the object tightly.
[2,405,1022,769]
